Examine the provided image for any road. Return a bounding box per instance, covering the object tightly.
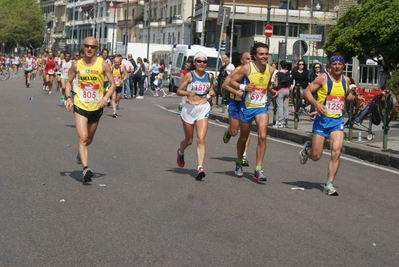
[1,73,399,267]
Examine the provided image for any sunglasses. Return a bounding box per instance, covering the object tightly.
[196,60,208,64]
[83,44,98,49]
[315,66,321,68]
[74,54,79,57]
[298,63,304,66]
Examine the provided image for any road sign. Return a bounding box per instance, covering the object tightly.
[217,7,231,25]
[264,24,273,38]
[292,40,308,56]
[300,34,322,42]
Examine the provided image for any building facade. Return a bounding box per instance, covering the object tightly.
[40,0,379,88]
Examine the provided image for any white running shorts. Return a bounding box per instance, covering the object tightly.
[180,102,210,124]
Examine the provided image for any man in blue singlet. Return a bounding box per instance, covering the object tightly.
[299,52,358,196]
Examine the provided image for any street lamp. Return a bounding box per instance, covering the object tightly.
[304,0,321,67]
[109,1,116,54]
[200,0,207,46]
[139,0,151,60]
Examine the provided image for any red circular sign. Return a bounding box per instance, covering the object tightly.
[264,24,273,38]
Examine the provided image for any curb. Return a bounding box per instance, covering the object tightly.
[209,113,399,170]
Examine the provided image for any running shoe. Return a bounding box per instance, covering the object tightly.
[323,183,338,196]
[107,101,111,107]
[223,130,231,143]
[195,167,206,181]
[112,113,118,118]
[82,167,93,183]
[242,156,249,167]
[48,91,52,95]
[75,153,81,164]
[176,149,185,168]
[235,163,243,178]
[299,141,311,165]
[253,170,267,181]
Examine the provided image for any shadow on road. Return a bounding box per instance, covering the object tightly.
[213,170,267,185]
[59,170,107,183]
[282,181,325,191]
[209,156,236,163]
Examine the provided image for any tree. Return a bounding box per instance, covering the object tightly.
[324,0,399,69]
[0,0,45,53]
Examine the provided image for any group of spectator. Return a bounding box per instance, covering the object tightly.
[272,59,325,128]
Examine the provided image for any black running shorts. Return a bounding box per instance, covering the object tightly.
[73,105,103,124]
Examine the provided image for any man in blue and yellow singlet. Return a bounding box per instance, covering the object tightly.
[64,37,116,183]
[228,43,278,181]
[221,52,252,169]
[299,52,357,196]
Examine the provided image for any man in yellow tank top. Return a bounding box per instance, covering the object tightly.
[299,52,357,196]
[64,37,116,183]
[228,42,278,181]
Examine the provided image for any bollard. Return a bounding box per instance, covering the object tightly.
[376,92,397,149]
[291,85,303,130]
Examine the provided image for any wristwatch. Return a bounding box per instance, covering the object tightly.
[65,95,72,100]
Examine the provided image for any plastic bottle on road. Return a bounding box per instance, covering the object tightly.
[357,131,362,142]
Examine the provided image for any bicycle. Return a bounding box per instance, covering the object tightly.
[0,66,10,81]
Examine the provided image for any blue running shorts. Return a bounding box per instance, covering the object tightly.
[228,99,241,120]
[239,105,269,123]
[312,115,344,138]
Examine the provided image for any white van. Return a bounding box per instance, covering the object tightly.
[169,45,222,92]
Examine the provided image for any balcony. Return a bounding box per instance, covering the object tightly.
[150,19,158,27]
[158,19,166,27]
[137,22,144,29]
[55,0,66,6]
[172,15,183,25]
[197,4,338,25]
[117,19,135,27]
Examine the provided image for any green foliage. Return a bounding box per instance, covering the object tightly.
[387,70,399,96]
[0,0,45,50]
[324,0,399,69]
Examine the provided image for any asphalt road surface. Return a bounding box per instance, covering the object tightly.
[1,73,399,267]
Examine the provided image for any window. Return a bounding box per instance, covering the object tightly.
[272,23,308,37]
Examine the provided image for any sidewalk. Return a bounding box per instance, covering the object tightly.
[208,102,399,170]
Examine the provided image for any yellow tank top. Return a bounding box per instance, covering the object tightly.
[112,67,123,87]
[74,57,105,111]
[318,73,347,118]
[229,66,242,101]
[243,62,270,109]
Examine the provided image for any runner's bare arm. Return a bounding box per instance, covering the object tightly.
[208,73,215,97]
[268,65,278,98]
[222,68,242,98]
[64,61,78,112]
[228,64,253,91]
[102,61,116,100]
[176,72,193,97]
[304,73,327,116]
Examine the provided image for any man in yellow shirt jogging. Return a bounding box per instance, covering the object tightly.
[64,37,116,183]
